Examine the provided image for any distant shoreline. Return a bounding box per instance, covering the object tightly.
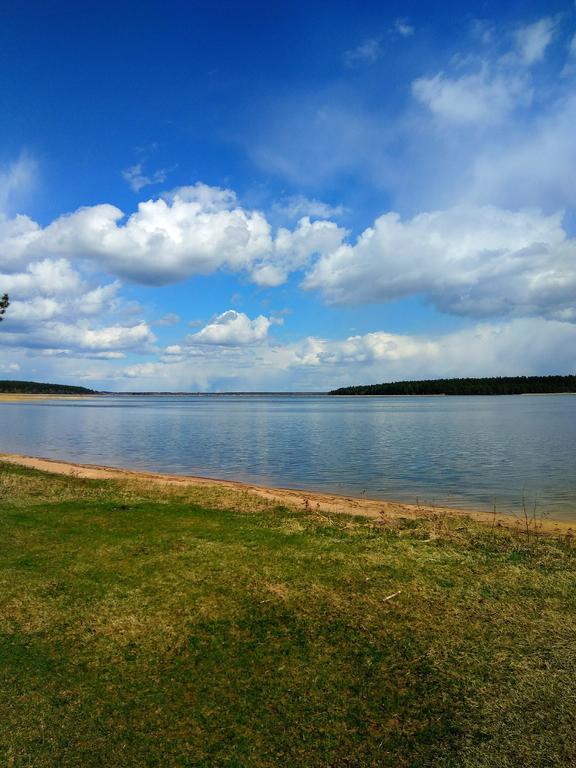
[330,375,576,397]
[2,391,576,403]
[2,374,576,398]
[0,394,92,402]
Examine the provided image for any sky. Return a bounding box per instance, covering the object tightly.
[1,0,575,391]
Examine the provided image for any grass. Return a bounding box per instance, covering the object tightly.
[1,461,575,767]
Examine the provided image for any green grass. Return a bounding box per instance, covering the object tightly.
[1,461,575,767]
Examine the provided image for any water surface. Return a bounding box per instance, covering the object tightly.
[1,394,575,520]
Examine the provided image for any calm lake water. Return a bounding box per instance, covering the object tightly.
[1,394,575,520]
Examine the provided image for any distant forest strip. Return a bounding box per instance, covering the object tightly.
[0,380,97,395]
[330,375,576,396]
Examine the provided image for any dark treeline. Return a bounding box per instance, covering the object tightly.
[330,375,576,396]
[0,380,97,395]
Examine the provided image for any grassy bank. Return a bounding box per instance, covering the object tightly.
[1,462,575,767]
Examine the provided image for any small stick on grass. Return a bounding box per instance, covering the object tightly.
[383,590,402,602]
[492,498,497,532]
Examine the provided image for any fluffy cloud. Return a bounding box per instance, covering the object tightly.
[303,205,576,321]
[251,216,344,287]
[0,258,120,326]
[289,332,436,367]
[36,190,270,284]
[0,320,155,354]
[0,183,345,287]
[1,258,81,298]
[3,192,574,339]
[0,253,152,360]
[288,318,576,381]
[286,318,576,383]
[120,362,166,379]
[186,310,277,346]
[0,213,44,272]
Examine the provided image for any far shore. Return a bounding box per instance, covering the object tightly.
[0,394,93,402]
[2,391,576,402]
[1,453,573,536]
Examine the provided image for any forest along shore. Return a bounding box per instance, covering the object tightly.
[330,375,576,396]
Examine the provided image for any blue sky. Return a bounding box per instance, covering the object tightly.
[1,0,575,390]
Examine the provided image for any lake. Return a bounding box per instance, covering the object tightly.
[1,394,575,520]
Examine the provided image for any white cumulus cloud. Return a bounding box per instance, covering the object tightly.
[0,254,150,360]
[0,258,120,328]
[187,310,277,346]
[0,258,81,298]
[0,183,346,287]
[0,320,155,354]
[251,216,345,287]
[286,318,576,382]
[303,205,576,321]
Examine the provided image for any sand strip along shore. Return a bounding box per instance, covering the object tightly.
[0,394,93,402]
[1,453,573,536]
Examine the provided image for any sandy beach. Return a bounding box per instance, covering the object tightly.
[0,394,91,402]
[1,452,573,536]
